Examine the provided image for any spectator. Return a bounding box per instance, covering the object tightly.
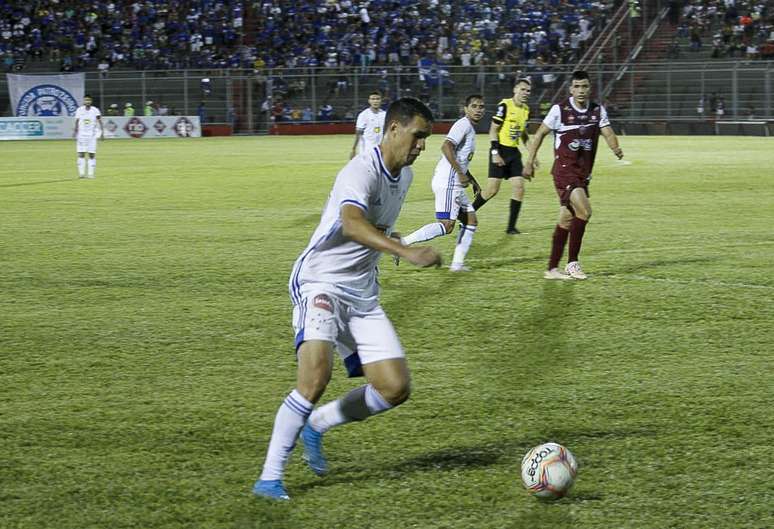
[124,103,135,117]
[144,101,155,116]
[106,103,120,116]
[198,101,206,124]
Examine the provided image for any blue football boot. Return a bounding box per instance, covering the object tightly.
[300,423,328,476]
[252,479,290,501]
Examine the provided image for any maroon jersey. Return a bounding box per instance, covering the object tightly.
[543,98,610,181]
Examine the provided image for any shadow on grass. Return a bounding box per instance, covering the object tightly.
[0,178,76,188]
[595,255,717,276]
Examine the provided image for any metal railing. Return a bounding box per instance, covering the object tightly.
[1,61,772,133]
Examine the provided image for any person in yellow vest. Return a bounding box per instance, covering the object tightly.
[472,78,534,234]
[123,102,135,116]
[144,100,154,116]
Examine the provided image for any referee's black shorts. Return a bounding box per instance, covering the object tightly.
[489,145,523,179]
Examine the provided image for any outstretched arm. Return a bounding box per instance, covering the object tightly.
[600,126,623,159]
[341,205,441,267]
[522,123,551,180]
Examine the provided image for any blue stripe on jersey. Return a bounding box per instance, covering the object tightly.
[374,146,400,182]
[341,199,368,211]
[289,220,341,305]
[435,212,451,220]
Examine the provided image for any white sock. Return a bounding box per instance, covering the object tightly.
[259,389,313,481]
[87,158,96,177]
[402,222,447,245]
[451,224,477,266]
[308,384,393,434]
[77,158,85,176]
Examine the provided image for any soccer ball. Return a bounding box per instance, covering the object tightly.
[520,442,578,499]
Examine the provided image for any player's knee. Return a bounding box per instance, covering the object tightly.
[375,377,411,406]
[575,207,591,221]
[441,220,455,234]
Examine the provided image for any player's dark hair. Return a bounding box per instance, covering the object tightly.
[571,70,590,82]
[369,90,382,97]
[464,94,484,106]
[514,78,531,87]
[384,97,434,128]
[84,94,93,99]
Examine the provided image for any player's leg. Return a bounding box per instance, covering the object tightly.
[545,205,573,280]
[76,138,86,177]
[472,152,505,210]
[402,181,456,246]
[472,176,502,210]
[254,293,338,500]
[507,176,526,234]
[565,187,592,280]
[87,151,96,178]
[302,305,407,471]
[450,198,477,271]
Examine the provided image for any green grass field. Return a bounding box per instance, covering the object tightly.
[1,135,773,529]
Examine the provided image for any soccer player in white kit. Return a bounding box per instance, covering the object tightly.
[400,95,486,271]
[73,95,103,179]
[254,98,441,501]
[350,91,386,159]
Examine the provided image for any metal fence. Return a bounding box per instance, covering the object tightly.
[1,61,772,133]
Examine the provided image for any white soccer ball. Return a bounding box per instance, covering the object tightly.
[520,442,578,499]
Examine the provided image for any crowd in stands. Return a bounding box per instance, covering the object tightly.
[1,0,249,72]
[1,0,615,73]
[674,0,774,60]
[253,0,613,71]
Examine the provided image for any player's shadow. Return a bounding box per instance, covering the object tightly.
[0,178,76,188]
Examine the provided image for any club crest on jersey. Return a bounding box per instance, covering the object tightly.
[313,294,333,312]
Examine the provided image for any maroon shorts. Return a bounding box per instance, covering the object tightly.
[553,175,590,207]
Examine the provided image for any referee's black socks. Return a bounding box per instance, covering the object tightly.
[508,199,522,231]
[472,193,488,211]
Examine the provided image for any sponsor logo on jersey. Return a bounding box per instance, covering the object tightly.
[568,138,594,151]
[15,84,79,117]
[313,294,333,312]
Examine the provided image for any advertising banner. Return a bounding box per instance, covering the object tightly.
[6,73,85,117]
[0,116,201,140]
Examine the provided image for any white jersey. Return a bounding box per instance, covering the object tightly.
[432,116,476,186]
[289,146,412,308]
[74,105,101,138]
[355,108,386,153]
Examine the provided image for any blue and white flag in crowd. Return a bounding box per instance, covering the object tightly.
[6,73,84,117]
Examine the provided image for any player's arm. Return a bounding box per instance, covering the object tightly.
[600,126,623,159]
[97,115,104,140]
[520,126,539,169]
[341,204,441,267]
[73,116,79,138]
[522,123,551,180]
[441,140,469,186]
[488,119,505,167]
[350,129,363,159]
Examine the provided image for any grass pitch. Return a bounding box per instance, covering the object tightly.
[1,134,772,529]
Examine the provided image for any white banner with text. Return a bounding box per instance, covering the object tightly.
[0,116,201,140]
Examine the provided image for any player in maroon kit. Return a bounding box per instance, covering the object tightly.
[522,70,623,280]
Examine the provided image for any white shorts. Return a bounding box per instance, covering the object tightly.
[291,285,404,377]
[433,178,473,221]
[76,137,97,154]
